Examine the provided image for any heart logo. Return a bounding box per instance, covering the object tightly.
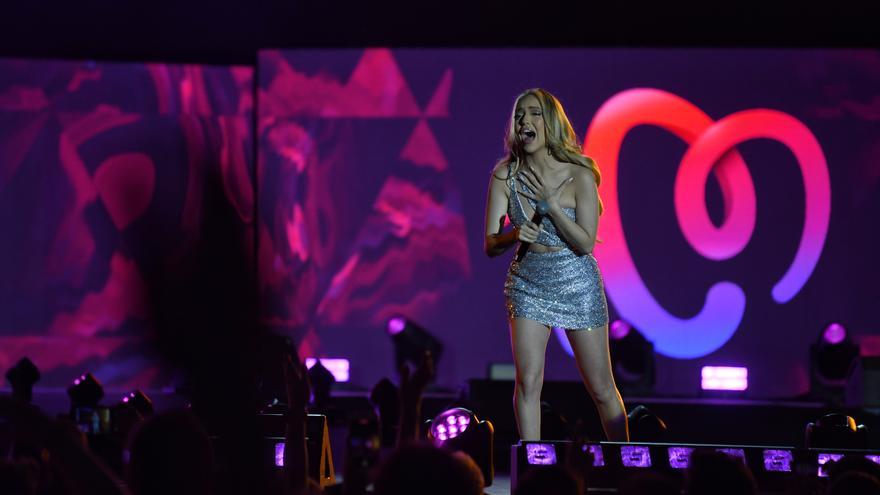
[585,88,831,358]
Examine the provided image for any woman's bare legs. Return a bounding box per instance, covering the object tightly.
[565,325,629,441]
[510,317,552,440]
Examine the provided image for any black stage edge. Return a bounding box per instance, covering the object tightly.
[467,379,880,471]
[510,440,880,494]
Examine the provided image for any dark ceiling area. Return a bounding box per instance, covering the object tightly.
[0,0,878,65]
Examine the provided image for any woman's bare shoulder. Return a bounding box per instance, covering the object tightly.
[565,163,595,184]
[491,161,513,181]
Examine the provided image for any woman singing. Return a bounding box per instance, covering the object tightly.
[484,89,629,441]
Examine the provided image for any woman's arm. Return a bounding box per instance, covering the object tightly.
[547,168,599,254]
[485,165,542,256]
[484,166,518,257]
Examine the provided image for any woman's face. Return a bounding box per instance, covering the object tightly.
[514,94,545,155]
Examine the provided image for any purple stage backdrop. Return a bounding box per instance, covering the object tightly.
[258,48,880,398]
[0,59,254,389]
[1,49,878,399]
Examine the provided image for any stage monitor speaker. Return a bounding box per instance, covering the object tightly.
[510,440,572,491]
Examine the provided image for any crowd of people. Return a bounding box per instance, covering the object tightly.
[2,350,880,495]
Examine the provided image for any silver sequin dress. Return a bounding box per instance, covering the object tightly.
[504,169,609,330]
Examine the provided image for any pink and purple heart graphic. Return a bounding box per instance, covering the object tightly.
[585,88,830,358]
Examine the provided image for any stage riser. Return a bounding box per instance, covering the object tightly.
[466,379,880,471]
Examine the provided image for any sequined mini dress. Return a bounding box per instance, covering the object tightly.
[504,168,609,330]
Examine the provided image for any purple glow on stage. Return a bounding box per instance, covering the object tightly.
[702,366,748,391]
[621,446,652,468]
[305,358,350,382]
[431,408,472,443]
[818,453,844,477]
[822,323,846,345]
[583,444,605,467]
[387,317,406,336]
[275,443,285,467]
[718,448,747,463]
[668,447,693,469]
[610,320,632,340]
[526,443,558,465]
[763,449,793,472]
[866,455,880,466]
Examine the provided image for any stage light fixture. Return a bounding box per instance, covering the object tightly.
[68,372,104,409]
[120,389,154,417]
[620,445,652,468]
[5,357,40,403]
[525,443,557,465]
[385,316,443,372]
[805,413,868,450]
[427,407,494,486]
[762,449,794,472]
[608,320,655,395]
[67,372,108,434]
[810,322,859,404]
[627,405,667,442]
[668,446,693,469]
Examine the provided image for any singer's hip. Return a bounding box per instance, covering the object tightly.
[504,249,608,329]
[507,248,600,275]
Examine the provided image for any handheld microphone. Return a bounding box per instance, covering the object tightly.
[515,208,544,262]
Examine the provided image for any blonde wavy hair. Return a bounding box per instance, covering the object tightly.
[496,88,603,214]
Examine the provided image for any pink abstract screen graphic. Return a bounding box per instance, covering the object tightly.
[258,48,468,364]
[620,446,652,468]
[763,449,793,472]
[525,443,558,465]
[0,58,254,388]
[304,358,350,382]
[701,366,748,391]
[587,88,831,359]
